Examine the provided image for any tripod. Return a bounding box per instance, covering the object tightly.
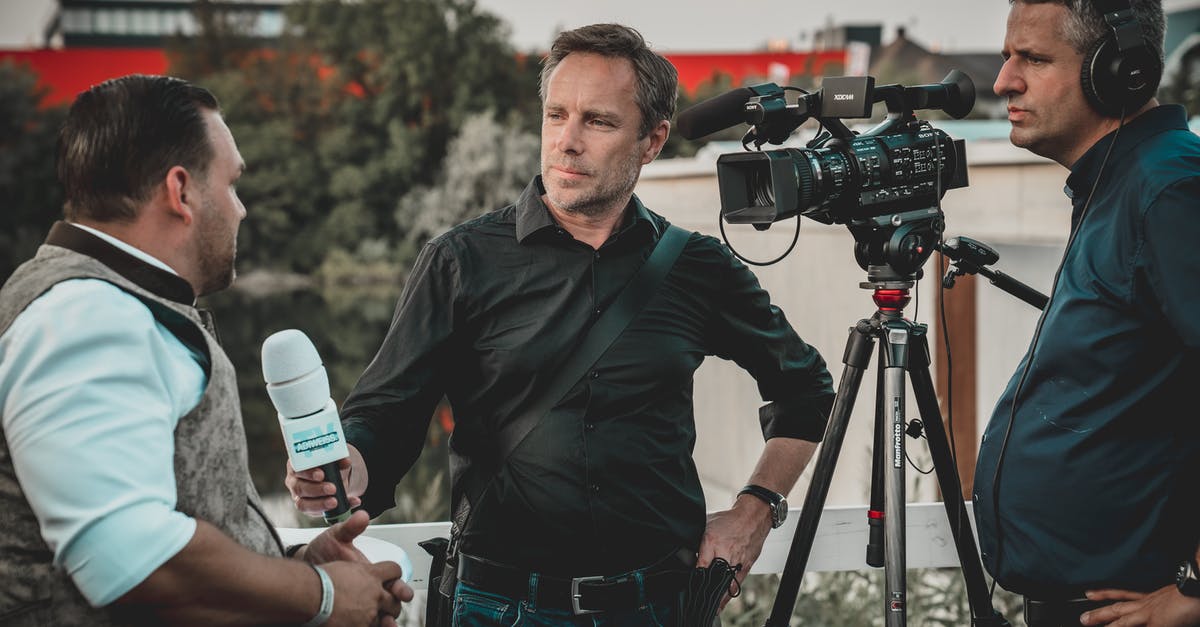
[765,268,1010,627]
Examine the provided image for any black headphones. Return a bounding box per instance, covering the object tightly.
[1081,0,1163,117]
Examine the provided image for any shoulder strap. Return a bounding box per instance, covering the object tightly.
[494,224,691,463]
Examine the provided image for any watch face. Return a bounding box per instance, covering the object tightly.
[777,498,788,523]
[1178,560,1200,598]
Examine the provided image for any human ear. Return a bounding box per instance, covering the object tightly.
[164,165,195,226]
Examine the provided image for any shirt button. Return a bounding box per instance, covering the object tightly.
[590,484,600,494]
[594,307,602,316]
[590,370,600,379]
[585,422,595,432]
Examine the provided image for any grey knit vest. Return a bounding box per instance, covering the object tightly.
[0,223,283,625]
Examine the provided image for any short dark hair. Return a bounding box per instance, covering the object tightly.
[57,74,220,222]
[539,24,678,138]
[1011,0,1166,71]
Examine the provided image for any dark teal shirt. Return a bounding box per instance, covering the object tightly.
[343,177,834,574]
[974,105,1200,597]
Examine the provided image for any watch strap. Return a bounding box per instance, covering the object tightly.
[738,484,784,528]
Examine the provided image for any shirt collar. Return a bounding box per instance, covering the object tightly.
[71,222,180,275]
[514,176,659,245]
[45,221,196,305]
[1065,105,1190,204]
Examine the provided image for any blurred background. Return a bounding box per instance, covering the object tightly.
[2,1,1199,623]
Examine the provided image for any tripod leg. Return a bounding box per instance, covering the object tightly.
[881,321,911,627]
[907,327,1011,626]
[765,320,876,627]
[867,342,886,568]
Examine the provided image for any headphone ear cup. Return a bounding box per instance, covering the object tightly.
[1118,46,1163,111]
[1081,36,1122,116]
[1081,34,1163,117]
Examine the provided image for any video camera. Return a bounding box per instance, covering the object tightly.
[676,70,976,278]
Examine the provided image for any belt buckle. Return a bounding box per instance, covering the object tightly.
[570,575,606,615]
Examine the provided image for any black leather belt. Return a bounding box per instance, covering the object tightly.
[1024,596,1113,627]
[457,553,689,615]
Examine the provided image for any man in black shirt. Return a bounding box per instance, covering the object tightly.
[286,23,835,625]
[972,2,1200,626]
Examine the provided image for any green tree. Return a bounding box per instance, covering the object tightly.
[391,110,538,263]
[169,0,541,275]
[0,61,65,283]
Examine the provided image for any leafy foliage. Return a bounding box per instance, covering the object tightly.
[392,110,538,262]
[168,0,542,275]
[0,61,65,282]
[727,569,1027,627]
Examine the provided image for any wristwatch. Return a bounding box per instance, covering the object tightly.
[738,484,788,529]
[1177,558,1200,598]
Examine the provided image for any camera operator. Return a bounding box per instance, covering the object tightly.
[971,1,1200,626]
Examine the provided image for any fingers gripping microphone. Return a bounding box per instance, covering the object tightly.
[262,329,353,524]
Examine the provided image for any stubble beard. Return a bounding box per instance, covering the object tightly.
[194,199,237,296]
[543,151,643,219]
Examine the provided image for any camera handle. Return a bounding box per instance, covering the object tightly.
[938,236,1048,311]
[764,283,1011,627]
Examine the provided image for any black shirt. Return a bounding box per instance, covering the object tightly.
[342,177,834,575]
[973,105,1200,597]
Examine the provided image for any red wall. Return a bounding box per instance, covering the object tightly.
[1,48,169,106]
[1,47,847,107]
[666,50,848,93]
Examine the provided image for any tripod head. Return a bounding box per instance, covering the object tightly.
[851,207,944,312]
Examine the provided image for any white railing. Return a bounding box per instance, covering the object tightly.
[278,501,982,590]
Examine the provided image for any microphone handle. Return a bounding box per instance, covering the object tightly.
[320,461,353,524]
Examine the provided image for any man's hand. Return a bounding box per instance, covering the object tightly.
[286,444,368,517]
[1080,586,1200,627]
[697,495,774,610]
[322,560,414,627]
[295,510,372,565]
[297,511,415,626]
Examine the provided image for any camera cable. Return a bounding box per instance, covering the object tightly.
[986,105,1128,600]
[718,212,801,267]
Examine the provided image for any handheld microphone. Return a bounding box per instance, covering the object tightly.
[261,329,353,524]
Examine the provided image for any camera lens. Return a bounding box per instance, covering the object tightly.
[747,168,774,208]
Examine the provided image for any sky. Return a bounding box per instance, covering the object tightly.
[471,0,1012,53]
[2,0,1196,53]
[0,0,1016,52]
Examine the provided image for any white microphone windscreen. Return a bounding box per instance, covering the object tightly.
[262,329,322,384]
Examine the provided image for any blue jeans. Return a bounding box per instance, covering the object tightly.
[451,580,679,627]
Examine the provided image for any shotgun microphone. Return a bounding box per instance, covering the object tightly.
[676,86,758,140]
[261,329,353,524]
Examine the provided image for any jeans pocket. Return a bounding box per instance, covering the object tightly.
[452,584,520,627]
[638,599,679,627]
